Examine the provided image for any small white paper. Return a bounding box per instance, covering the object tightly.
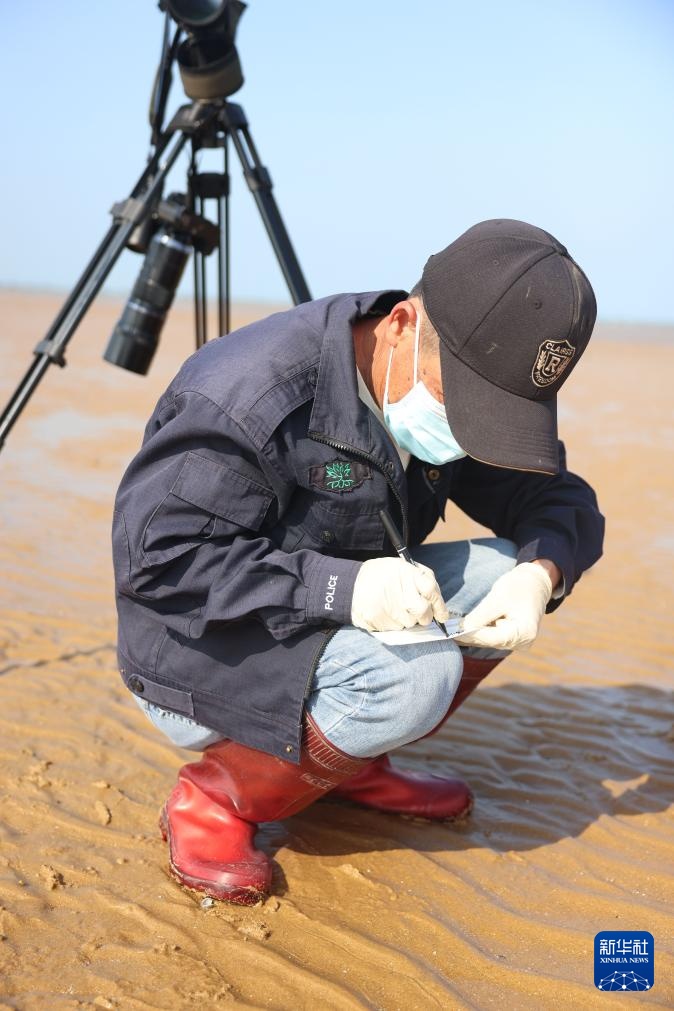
[370,617,464,647]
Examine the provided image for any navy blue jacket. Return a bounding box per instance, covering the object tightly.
[112,291,604,761]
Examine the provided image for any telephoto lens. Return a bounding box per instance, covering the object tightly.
[103,229,192,375]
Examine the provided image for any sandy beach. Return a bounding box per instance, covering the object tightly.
[0,289,672,1010]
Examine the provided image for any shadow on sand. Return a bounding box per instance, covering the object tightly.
[255,682,673,876]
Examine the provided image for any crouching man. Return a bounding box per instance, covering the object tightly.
[112,219,604,904]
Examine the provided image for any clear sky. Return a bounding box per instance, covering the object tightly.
[3,0,673,322]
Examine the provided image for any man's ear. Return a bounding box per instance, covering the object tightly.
[384,299,419,348]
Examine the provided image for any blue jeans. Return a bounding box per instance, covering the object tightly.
[134,537,517,756]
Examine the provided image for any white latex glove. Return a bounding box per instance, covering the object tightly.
[351,557,450,633]
[454,562,553,651]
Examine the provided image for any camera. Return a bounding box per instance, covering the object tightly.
[103,194,218,374]
[161,0,247,100]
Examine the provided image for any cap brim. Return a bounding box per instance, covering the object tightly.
[440,349,560,474]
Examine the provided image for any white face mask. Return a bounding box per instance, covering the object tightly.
[383,314,467,465]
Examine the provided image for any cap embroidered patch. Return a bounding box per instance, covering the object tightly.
[309,460,371,493]
[532,338,576,388]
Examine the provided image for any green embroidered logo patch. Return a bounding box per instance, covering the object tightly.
[309,459,371,494]
[325,461,354,489]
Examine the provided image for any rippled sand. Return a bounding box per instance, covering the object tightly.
[0,290,672,1009]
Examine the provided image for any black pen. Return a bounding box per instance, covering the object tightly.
[379,508,449,637]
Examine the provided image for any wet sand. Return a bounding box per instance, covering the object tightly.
[0,289,672,1009]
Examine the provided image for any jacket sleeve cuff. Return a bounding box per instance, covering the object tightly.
[306,555,362,625]
[516,536,573,614]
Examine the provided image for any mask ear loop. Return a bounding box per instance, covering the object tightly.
[383,346,394,409]
[384,312,421,408]
[413,313,421,386]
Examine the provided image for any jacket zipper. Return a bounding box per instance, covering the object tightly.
[309,433,409,545]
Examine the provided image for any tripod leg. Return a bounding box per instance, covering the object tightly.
[0,128,190,451]
[189,148,208,349]
[221,103,312,306]
[218,139,231,336]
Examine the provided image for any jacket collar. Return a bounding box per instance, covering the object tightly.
[309,289,408,472]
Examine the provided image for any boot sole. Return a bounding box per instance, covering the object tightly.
[159,808,271,906]
[321,792,475,822]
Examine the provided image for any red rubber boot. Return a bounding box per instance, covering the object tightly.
[160,713,372,905]
[329,656,504,820]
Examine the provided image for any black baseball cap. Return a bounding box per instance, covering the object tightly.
[420,218,596,475]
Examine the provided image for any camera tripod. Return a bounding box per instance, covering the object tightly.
[0,6,311,452]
